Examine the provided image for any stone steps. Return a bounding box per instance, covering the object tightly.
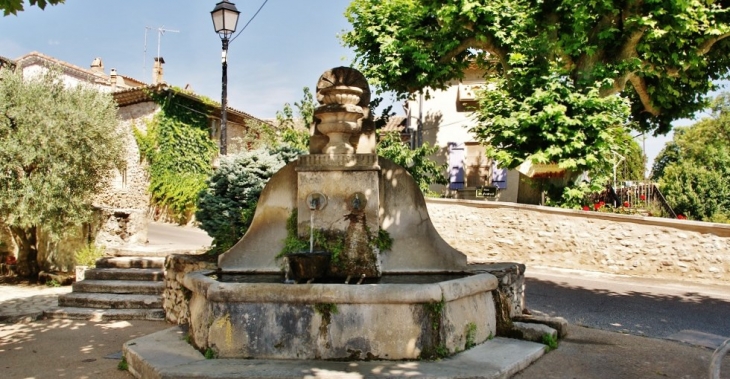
[58,292,162,309]
[106,246,204,258]
[84,267,164,281]
[45,255,166,321]
[96,257,165,269]
[72,280,164,295]
[44,307,165,321]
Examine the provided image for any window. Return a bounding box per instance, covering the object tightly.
[448,143,465,190]
[491,161,507,189]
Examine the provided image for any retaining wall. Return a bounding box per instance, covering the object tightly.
[427,199,730,284]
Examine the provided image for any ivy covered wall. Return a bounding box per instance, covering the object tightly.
[133,88,218,224]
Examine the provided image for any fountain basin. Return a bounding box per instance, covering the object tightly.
[183,271,498,360]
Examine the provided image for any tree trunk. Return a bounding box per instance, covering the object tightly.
[9,225,39,278]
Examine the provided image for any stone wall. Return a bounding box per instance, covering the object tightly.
[93,101,158,246]
[427,199,730,284]
[163,254,217,325]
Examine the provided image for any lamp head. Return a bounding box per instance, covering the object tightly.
[211,0,240,39]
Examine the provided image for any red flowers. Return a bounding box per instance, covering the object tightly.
[639,194,646,201]
[582,206,590,211]
[623,201,630,207]
[677,214,687,220]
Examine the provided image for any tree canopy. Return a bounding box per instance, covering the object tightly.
[275,87,315,151]
[0,67,123,275]
[342,0,730,170]
[651,93,730,222]
[1,0,63,16]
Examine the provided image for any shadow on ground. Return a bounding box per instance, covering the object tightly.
[524,276,730,340]
[0,319,167,379]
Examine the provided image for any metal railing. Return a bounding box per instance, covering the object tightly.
[591,181,677,218]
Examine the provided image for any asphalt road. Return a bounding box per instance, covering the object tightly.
[147,221,213,248]
[525,266,730,342]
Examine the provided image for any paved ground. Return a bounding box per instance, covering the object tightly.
[0,281,71,323]
[0,317,168,379]
[1,223,728,378]
[525,266,730,342]
[1,281,728,378]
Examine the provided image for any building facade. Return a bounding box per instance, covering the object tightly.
[404,67,544,204]
[1,52,267,271]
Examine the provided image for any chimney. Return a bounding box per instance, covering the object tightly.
[153,57,165,85]
[110,68,118,90]
[90,57,104,74]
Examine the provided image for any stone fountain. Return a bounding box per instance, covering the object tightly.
[124,68,546,377]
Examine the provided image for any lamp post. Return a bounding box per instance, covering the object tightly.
[211,0,240,156]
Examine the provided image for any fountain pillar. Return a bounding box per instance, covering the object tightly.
[296,67,381,279]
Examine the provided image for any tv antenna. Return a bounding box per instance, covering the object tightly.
[157,26,180,59]
[142,26,180,79]
[143,26,152,78]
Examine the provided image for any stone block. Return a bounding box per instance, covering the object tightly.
[512,321,557,343]
[512,315,569,338]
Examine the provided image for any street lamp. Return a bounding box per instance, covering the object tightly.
[211,0,240,156]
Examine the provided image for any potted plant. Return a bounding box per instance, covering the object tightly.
[74,244,105,282]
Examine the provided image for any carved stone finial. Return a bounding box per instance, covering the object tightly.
[310,67,376,155]
[316,67,371,107]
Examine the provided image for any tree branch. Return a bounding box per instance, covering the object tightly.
[643,32,730,77]
[600,72,633,97]
[438,36,509,73]
[698,31,730,56]
[628,74,660,116]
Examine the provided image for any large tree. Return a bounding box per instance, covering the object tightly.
[1,0,63,16]
[342,0,730,171]
[651,93,730,222]
[0,67,123,276]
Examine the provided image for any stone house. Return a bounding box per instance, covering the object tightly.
[1,52,267,271]
[404,66,561,204]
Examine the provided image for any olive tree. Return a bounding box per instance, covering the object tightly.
[0,67,123,276]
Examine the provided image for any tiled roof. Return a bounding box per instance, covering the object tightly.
[15,51,109,83]
[381,115,407,132]
[112,84,272,126]
[14,51,147,88]
[0,55,15,69]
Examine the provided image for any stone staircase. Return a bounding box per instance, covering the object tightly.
[44,256,166,321]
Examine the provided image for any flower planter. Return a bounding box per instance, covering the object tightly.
[75,265,88,282]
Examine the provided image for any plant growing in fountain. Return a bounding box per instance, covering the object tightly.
[278,208,392,269]
[278,209,346,262]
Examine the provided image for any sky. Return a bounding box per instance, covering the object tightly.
[0,0,360,119]
[0,0,726,174]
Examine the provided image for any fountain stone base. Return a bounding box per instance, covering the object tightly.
[184,271,497,360]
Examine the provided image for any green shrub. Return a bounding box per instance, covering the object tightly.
[542,333,558,352]
[74,244,105,267]
[204,348,216,359]
[196,146,303,255]
[465,322,477,349]
[377,131,447,194]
